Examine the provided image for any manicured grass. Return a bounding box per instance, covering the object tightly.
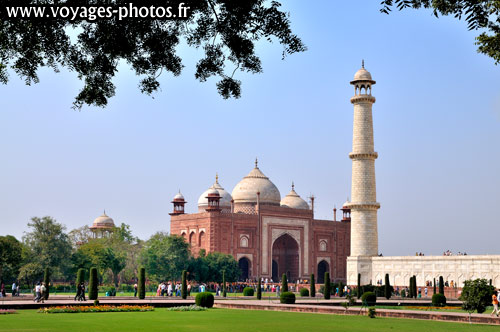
[0,308,498,332]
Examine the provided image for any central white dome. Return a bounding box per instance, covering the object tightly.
[231,160,281,205]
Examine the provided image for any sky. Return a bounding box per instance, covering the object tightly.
[1,1,499,256]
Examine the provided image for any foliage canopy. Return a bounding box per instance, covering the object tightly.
[0,0,306,109]
[381,0,500,64]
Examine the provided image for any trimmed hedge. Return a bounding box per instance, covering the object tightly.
[324,272,331,300]
[43,268,50,300]
[280,291,296,304]
[310,274,316,297]
[361,291,376,306]
[195,292,214,308]
[257,278,262,300]
[88,267,98,300]
[243,287,254,296]
[300,288,309,297]
[432,293,447,307]
[181,270,187,299]
[281,274,288,293]
[138,267,145,299]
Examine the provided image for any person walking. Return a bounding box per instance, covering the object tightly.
[34,282,42,302]
[40,283,46,303]
[74,282,81,301]
[79,282,86,301]
[12,281,16,297]
[491,290,499,317]
[134,283,138,297]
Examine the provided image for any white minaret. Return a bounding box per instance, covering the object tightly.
[346,61,380,284]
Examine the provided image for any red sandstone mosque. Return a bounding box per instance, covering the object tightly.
[169,159,351,283]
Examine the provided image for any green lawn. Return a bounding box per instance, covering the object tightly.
[0,308,498,332]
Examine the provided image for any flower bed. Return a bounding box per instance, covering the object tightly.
[406,306,458,311]
[0,309,17,315]
[166,305,207,312]
[38,305,154,314]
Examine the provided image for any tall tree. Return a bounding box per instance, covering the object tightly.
[22,216,72,280]
[0,235,23,283]
[140,232,189,282]
[0,0,306,109]
[71,241,125,286]
[381,0,500,64]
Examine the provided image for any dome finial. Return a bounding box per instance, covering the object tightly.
[255,157,258,168]
[215,172,219,183]
[292,181,295,190]
[103,209,106,215]
[362,59,365,68]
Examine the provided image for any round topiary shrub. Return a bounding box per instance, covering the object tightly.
[280,291,296,304]
[195,292,214,308]
[432,293,447,307]
[243,287,254,296]
[299,288,309,297]
[361,291,376,306]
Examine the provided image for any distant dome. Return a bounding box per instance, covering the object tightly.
[198,175,232,208]
[91,211,115,229]
[231,160,281,205]
[280,183,309,210]
[343,199,350,208]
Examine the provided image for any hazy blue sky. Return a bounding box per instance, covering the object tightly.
[1,1,499,256]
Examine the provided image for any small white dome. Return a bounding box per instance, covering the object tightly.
[343,200,350,208]
[280,183,309,210]
[353,67,372,81]
[198,175,232,208]
[92,211,115,228]
[173,191,185,200]
[231,160,281,205]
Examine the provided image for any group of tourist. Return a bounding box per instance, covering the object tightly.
[74,282,86,301]
[33,282,47,303]
[155,281,190,297]
[443,250,467,256]
[415,252,425,256]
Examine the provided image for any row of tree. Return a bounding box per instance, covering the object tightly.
[0,216,239,287]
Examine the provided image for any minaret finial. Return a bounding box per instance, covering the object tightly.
[255,157,258,168]
[215,172,219,183]
[362,59,365,68]
[103,209,106,215]
[291,181,295,190]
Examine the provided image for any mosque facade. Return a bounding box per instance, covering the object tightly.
[169,166,351,283]
[167,63,500,288]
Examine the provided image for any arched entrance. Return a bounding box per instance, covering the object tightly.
[238,257,250,281]
[272,233,299,282]
[317,260,329,283]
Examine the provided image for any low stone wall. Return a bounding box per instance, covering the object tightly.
[348,255,500,288]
